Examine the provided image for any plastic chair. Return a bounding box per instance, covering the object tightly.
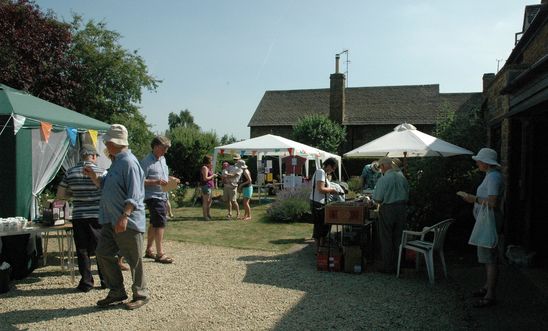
[396,218,455,284]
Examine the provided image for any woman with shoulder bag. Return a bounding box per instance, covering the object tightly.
[309,157,341,252]
[237,160,253,221]
[457,148,504,308]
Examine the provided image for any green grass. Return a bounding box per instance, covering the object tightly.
[165,197,313,252]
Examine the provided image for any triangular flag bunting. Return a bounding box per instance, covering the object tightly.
[66,128,77,146]
[40,122,52,143]
[13,114,26,135]
[88,130,98,146]
[220,149,224,155]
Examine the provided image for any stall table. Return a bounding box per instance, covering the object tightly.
[324,202,375,272]
[0,223,75,283]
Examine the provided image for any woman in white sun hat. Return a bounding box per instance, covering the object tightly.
[457,147,504,308]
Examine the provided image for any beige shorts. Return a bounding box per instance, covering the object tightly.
[223,186,238,202]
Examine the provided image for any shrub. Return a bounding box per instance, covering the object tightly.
[267,184,311,222]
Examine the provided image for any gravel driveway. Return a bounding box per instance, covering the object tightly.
[0,239,479,330]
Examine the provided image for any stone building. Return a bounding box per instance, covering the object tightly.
[482,2,548,257]
[248,57,482,154]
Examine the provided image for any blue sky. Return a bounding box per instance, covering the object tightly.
[36,0,534,139]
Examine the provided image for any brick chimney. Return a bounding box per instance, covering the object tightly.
[329,54,346,124]
[482,73,495,94]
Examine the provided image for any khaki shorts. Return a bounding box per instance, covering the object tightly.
[223,186,237,202]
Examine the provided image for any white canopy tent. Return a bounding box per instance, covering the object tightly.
[213,134,342,181]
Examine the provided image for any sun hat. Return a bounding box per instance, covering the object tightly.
[370,161,380,173]
[472,148,500,167]
[232,154,241,160]
[377,157,393,166]
[80,144,99,157]
[391,158,402,169]
[103,124,129,146]
[236,159,247,169]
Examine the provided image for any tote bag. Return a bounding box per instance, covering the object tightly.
[468,204,498,248]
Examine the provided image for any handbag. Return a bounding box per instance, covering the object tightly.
[468,203,498,248]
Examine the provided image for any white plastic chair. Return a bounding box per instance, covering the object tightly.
[396,218,455,284]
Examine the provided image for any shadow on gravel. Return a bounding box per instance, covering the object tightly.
[0,306,101,330]
[239,244,470,330]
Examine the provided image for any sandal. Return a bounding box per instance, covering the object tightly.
[226,214,232,219]
[474,297,496,308]
[155,253,174,264]
[472,288,488,298]
[144,251,155,259]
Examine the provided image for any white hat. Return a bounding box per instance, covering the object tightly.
[103,124,129,146]
[236,159,247,169]
[472,148,500,167]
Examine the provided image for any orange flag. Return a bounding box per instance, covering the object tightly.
[40,122,52,143]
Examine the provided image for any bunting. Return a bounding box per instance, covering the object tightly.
[88,129,98,146]
[66,128,77,146]
[220,149,225,155]
[13,114,25,135]
[40,122,52,143]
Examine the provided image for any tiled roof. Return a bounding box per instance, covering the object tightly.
[248,84,481,127]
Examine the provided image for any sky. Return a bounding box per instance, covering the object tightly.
[36,0,535,140]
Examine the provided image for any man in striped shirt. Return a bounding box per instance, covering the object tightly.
[57,144,105,292]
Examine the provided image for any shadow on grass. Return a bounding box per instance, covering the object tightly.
[269,238,307,245]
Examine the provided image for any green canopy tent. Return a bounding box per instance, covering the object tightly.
[0,84,110,218]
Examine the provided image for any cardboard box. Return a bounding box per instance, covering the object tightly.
[317,247,343,272]
[42,200,71,226]
[343,246,364,273]
[325,202,367,225]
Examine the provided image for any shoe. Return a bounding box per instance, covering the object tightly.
[125,297,149,310]
[472,288,488,298]
[144,251,155,259]
[155,253,174,264]
[76,285,92,293]
[100,282,107,289]
[473,297,496,308]
[97,294,128,307]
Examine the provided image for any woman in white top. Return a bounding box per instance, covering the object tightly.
[309,157,341,251]
[458,148,504,308]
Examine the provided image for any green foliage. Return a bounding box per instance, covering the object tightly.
[168,184,192,208]
[407,104,486,228]
[266,185,311,223]
[168,109,200,130]
[67,17,160,123]
[166,127,219,183]
[292,114,346,154]
[0,0,77,107]
[347,176,362,193]
[220,134,238,145]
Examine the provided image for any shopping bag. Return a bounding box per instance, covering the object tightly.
[468,204,498,248]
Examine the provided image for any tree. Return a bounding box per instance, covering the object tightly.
[220,134,238,145]
[67,17,160,124]
[0,0,78,107]
[168,109,200,130]
[292,114,346,154]
[166,127,218,183]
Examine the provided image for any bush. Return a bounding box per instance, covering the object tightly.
[267,184,311,222]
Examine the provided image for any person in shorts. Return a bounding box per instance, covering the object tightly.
[141,136,178,264]
[222,156,243,219]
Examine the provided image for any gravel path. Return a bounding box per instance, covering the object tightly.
[1,240,476,330]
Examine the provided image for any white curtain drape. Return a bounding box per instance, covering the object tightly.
[30,129,69,220]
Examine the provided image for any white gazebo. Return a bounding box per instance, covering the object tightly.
[213,134,342,183]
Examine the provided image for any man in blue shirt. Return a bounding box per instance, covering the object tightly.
[373,157,409,273]
[360,161,381,191]
[141,135,178,264]
[84,124,148,310]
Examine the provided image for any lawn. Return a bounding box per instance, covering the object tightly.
[165,197,313,252]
